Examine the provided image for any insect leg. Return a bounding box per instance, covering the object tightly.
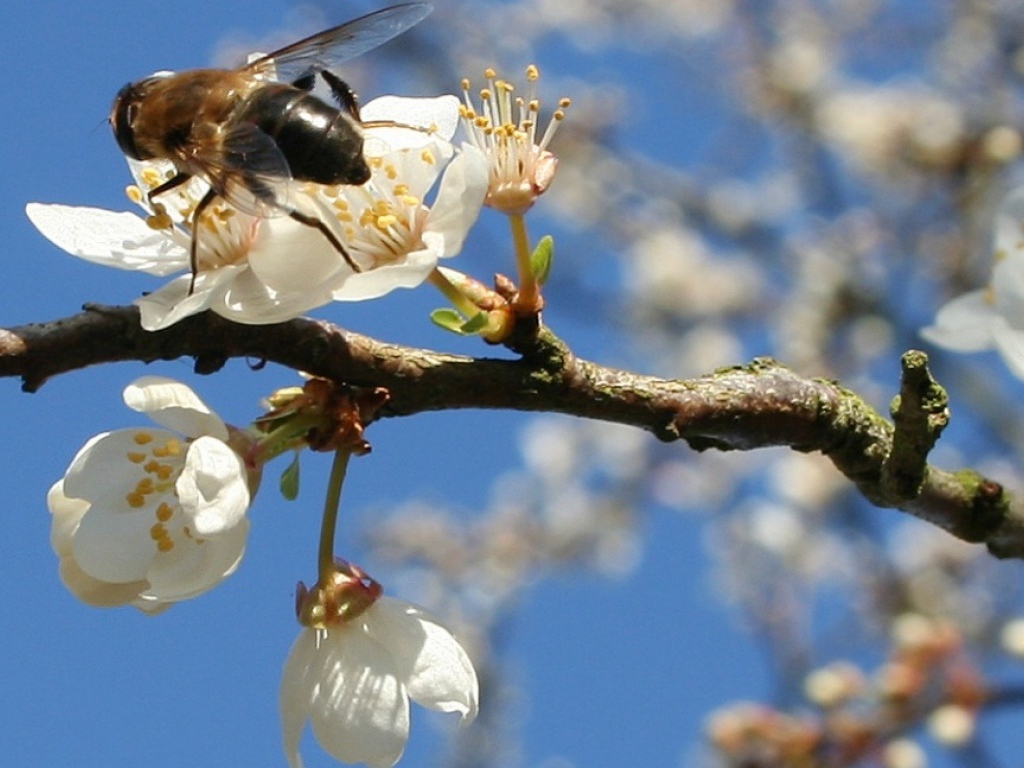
[188,188,218,295]
[320,70,361,121]
[287,209,362,273]
[147,171,193,202]
[292,70,316,92]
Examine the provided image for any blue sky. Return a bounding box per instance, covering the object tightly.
[0,2,950,767]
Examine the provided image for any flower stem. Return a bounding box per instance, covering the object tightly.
[429,268,484,318]
[318,449,351,582]
[510,213,539,311]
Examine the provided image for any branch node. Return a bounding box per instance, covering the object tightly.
[881,350,950,502]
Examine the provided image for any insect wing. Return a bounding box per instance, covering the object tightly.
[246,3,432,84]
[200,122,295,217]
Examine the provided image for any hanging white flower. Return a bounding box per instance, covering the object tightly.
[48,376,257,611]
[921,189,1024,379]
[280,562,478,768]
[25,96,472,330]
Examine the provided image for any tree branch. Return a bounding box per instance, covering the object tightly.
[1,305,1020,559]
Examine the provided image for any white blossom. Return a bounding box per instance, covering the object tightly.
[48,376,256,611]
[25,96,479,329]
[280,594,478,768]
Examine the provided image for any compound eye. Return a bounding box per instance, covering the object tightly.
[111,84,147,160]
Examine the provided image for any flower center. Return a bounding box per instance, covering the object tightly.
[126,165,258,272]
[318,159,430,268]
[123,429,199,554]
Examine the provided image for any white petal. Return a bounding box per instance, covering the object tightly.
[175,436,250,536]
[247,216,348,293]
[57,554,150,608]
[991,322,1024,380]
[47,480,88,558]
[212,268,336,325]
[310,627,410,768]
[144,518,249,601]
[366,597,479,721]
[332,251,437,302]
[135,268,239,331]
[385,140,454,200]
[72,500,157,584]
[124,376,228,440]
[362,95,461,150]
[422,145,489,258]
[920,290,996,352]
[281,627,411,768]
[281,628,318,768]
[25,203,188,276]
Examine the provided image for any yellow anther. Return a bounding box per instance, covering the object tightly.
[333,198,350,212]
[150,522,167,540]
[480,88,493,101]
[126,451,146,464]
[461,78,471,90]
[484,68,496,79]
[140,167,163,188]
[135,477,155,494]
[126,491,147,509]
[498,80,514,93]
[420,149,436,165]
[554,110,565,121]
[152,438,182,458]
[157,538,175,553]
[400,195,420,207]
[133,432,154,445]
[369,156,384,168]
[559,97,572,108]
[528,99,540,112]
[145,460,174,480]
[375,214,398,229]
[146,211,173,231]
[156,502,174,522]
[526,64,540,80]
[126,185,144,204]
[393,183,410,196]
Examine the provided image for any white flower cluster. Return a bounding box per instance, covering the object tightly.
[27,97,487,330]
[28,63,567,767]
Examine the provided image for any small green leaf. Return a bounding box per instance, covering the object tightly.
[530,235,554,285]
[280,452,301,501]
[430,308,469,334]
[459,312,489,334]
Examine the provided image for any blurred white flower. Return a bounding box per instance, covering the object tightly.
[921,189,1024,379]
[48,376,256,612]
[25,96,474,329]
[281,566,478,768]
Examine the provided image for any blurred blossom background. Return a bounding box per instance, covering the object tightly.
[5,0,1024,766]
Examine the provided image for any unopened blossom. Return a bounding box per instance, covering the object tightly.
[460,65,569,215]
[25,96,468,329]
[281,561,478,768]
[921,188,1024,379]
[48,376,258,611]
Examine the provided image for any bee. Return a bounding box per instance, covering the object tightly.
[110,3,432,284]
